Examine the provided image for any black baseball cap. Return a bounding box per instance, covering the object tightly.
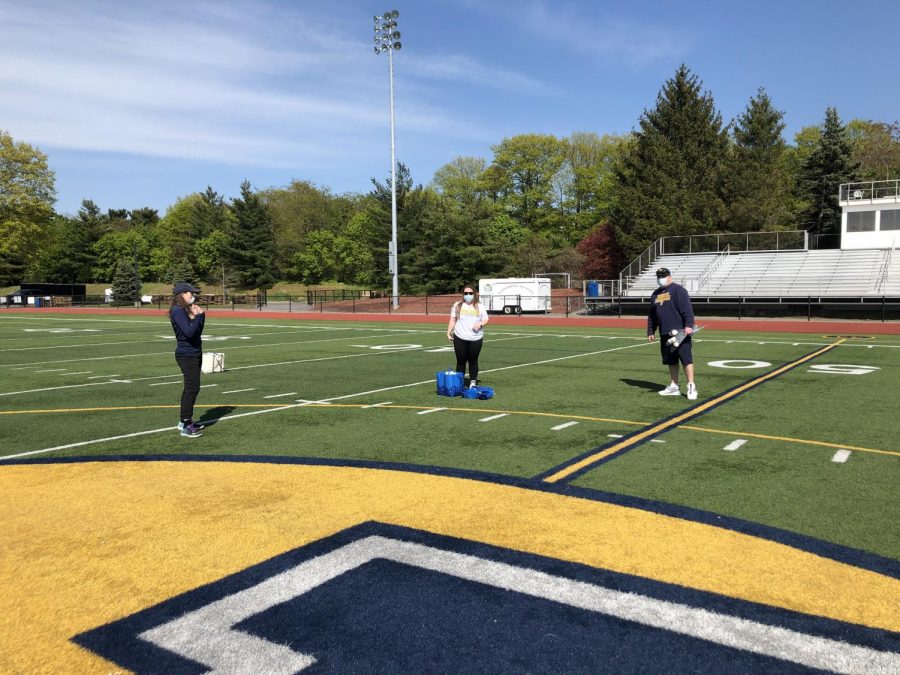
[173,282,201,294]
[655,267,671,278]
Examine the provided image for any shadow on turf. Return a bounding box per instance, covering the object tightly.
[198,406,236,427]
[620,378,663,393]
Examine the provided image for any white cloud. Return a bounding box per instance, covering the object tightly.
[0,0,538,165]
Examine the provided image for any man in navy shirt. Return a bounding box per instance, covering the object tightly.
[647,267,698,400]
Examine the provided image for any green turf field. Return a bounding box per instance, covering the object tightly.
[1,313,898,560]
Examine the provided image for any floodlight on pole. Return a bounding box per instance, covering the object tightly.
[373,9,401,309]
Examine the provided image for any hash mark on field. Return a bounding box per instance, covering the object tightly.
[88,374,120,379]
[264,392,297,399]
[831,449,851,463]
[149,381,181,387]
[60,371,93,376]
[552,421,579,431]
[607,434,623,438]
[479,413,508,422]
[724,439,747,452]
[417,407,447,415]
[199,384,218,388]
[222,388,255,394]
[35,368,67,373]
[650,439,666,444]
[296,399,331,405]
[362,401,393,408]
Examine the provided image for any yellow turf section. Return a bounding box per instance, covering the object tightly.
[1,461,898,673]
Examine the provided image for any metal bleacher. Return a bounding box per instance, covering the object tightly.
[624,248,897,299]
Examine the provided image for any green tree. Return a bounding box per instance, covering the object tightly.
[93,229,154,282]
[488,134,568,232]
[798,107,858,237]
[612,65,728,258]
[156,194,205,278]
[110,252,141,306]
[723,88,793,231]
[195,229,233,296]
[431,156,488,205]
[228,180,278,290]
[0,130,56,284]
[847,120,900,181]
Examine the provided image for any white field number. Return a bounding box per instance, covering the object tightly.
[708,360,879,376]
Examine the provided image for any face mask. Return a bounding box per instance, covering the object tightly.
[657,278,668,288]
[186,293,195,305]
[463,293,474,303]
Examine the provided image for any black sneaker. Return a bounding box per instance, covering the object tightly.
[180,422,203,438]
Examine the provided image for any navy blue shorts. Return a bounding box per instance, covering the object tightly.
[660,335,693,366]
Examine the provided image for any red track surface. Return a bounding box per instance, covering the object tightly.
[6,306,900,334]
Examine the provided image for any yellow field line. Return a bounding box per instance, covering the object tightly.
[541,339,849,483]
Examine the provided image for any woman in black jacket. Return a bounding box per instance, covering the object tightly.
[169,282,205,437]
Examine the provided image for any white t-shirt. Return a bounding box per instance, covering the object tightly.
[451,301,488,341]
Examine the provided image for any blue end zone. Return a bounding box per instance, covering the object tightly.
[73,522,899,673]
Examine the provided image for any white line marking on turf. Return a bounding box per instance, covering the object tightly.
[34,368,67,373]
[222,388,255,394]
[479,413,508,422]
[3,340,652,458]
[295,399,332,405]
[200,384,218,388]
[88,374,120,379]
[650,439,666,444]
[417,407,447,415]
[724,439,747,452]
[264,392,297,399]
[362,401,393,408]
[149,381,182,387]
[831,449,851,463]
[607,434,623,438]
[552,421,579,431]
[60,371,93,376]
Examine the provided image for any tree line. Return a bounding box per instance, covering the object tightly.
[2,65,899,296]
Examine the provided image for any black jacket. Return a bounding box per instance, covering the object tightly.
[169,306,205,357]
[647,282,695,336]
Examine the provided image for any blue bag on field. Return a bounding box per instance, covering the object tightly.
[462,385,494,400]
[436,369,464,397]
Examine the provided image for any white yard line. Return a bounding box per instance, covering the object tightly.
[831,449,851,464]
[417,408,447,415]
[551,421,579,431]
[149,381,182,387]
[479,413,508,422]
[199,384,218,388]
[4,340,651,459]
[362,401,393,408]
[724,439,747,452]
[263,392,298,399]
[34,368,67,373]
[607,434,623,438]
[60,371,93,376]
[87,374,121,379]
[222,388,256,394]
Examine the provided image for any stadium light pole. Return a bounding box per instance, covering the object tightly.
[373,10,401,309]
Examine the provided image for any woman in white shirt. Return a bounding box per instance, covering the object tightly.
[447,284,489,388]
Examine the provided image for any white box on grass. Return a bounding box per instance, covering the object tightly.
[201,352,225,374]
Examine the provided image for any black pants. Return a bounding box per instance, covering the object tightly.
[175,354,201,423]
[454,337,483,382]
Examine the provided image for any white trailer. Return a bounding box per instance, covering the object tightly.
[478,278,552,314]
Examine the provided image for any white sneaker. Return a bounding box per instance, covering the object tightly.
[687,383,698,401]
[658,383,680,396]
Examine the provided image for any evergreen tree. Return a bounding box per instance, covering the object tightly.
[723,88,792,231]
[111,251,141,305]
[612,65,728,258]
[799,107,858,237]
[228,180,277,290]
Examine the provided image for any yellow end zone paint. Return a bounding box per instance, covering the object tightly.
[0,461,898,672]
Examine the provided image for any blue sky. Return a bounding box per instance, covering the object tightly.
[2,0,898,215]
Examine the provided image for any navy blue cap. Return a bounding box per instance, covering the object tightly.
[655,267,671,278]
[173,282,201,294]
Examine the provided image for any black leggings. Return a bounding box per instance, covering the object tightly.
[454,337,483,382]
[175,354,201,423]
